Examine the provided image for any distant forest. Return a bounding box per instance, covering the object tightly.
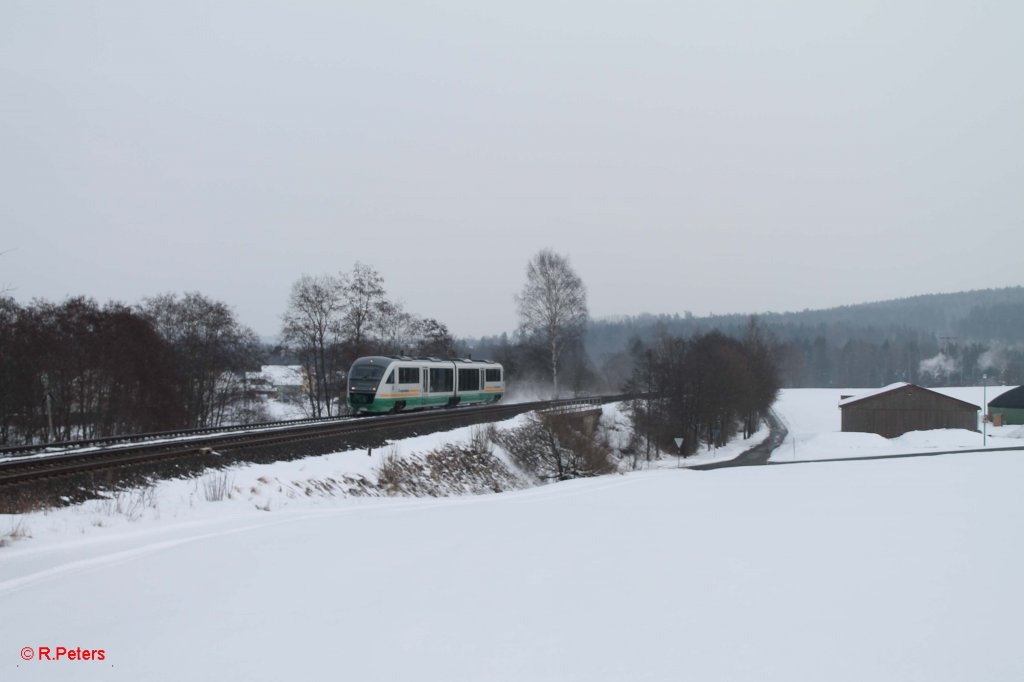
[468,287,1024,391]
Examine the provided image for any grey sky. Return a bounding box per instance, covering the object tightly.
[2,1,1022,338]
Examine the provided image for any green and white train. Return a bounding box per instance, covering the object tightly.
[346,356,505,415]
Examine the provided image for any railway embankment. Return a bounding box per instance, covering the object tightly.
[0,397,631,512]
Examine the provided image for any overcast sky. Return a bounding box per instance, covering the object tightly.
[2,1,1022,338]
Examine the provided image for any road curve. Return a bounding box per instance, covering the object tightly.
[687,409,788,471]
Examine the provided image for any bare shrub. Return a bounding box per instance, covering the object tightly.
[493,412,615,482]
[0,518,31,547]
[470,424,497,453]
[375,447,410,492]
[374,438,525,497]
[202,471,232,502]
[0,490,42,515]
[96,483,158,521]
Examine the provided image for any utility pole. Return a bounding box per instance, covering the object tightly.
[939,336,958,384]
[41,373,55,443]
[983,373,988,447]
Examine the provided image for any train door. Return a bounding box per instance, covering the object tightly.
[422,366,429,395]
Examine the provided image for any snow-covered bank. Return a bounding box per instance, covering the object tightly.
[0,413,535,550]
[3,452,1023,681]
[0,403,642,549]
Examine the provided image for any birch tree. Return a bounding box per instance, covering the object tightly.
[515,249,589,397]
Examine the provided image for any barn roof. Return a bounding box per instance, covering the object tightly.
[839,382,979,410]
[989,385,1024,408]
[838,382,910,407]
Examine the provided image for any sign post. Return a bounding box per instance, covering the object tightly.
[674,437,684,467]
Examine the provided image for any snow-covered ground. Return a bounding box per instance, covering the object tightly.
[2,392,1023,680]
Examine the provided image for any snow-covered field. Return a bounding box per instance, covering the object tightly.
[773,385,1023,462]
[2,392,1023,681]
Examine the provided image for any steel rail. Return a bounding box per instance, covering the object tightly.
[0,413,359,458]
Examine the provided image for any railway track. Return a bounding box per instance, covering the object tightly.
[0,413,362,458]
[0,396,626,492]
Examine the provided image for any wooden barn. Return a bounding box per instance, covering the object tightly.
[989,385,1024,425]
[839,382,979,438]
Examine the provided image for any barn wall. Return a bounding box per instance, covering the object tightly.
[841,386,978,438]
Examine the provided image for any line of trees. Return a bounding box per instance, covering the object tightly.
[0,294,261,446]
[2,249,798,450]
[0,263,461,444]
[625,320,780,459]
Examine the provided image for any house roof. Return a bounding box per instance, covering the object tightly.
[839,382,979,410]
[990,385,1024,408]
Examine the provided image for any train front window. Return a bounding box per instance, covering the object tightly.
[350,365,387,382]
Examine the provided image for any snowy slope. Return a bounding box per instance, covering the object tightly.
[3,392,1024,680]
[3,454,1024,681]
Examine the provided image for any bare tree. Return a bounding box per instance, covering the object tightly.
[515,249,589,397]
[340,262,387,359]
[413,318,456,358]
[281,274,345,417]
[141,293,261,428]
[281,264,395,415]
[376,299,419,355]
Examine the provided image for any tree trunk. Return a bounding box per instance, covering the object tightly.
[551,336,559,398]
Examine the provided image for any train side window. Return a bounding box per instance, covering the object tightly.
[485,368,501,382]
[398,367,419,384]
[384,370,394,385]
[458,368,480,391]
[430,368,453,392]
